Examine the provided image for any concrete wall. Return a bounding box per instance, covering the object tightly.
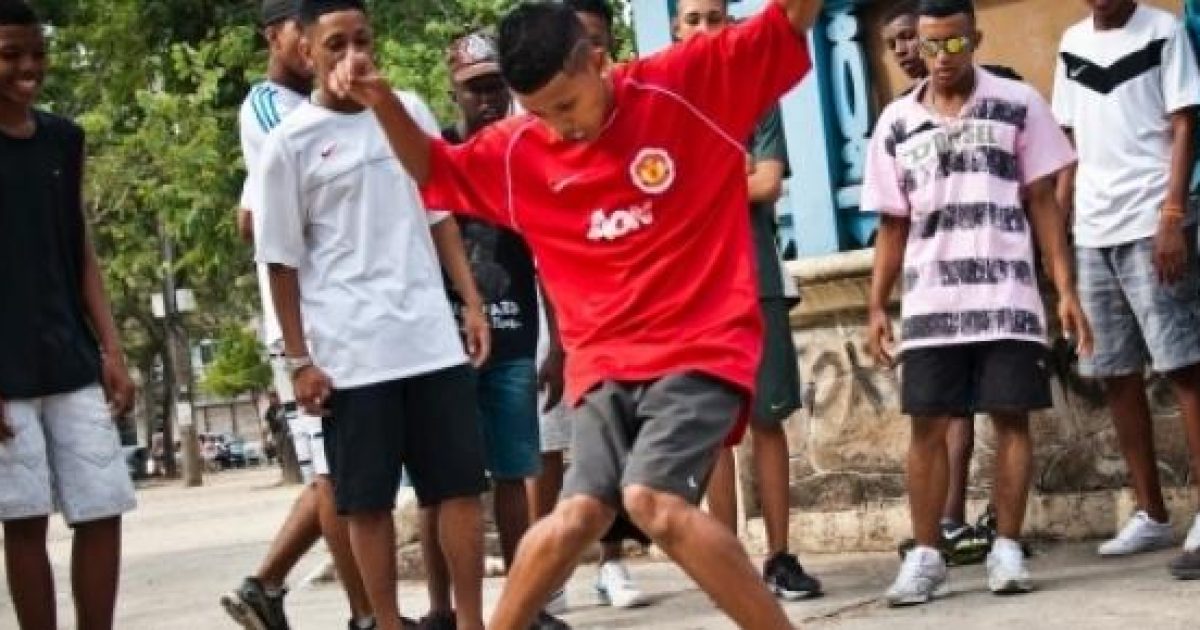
[864,0,1183,103]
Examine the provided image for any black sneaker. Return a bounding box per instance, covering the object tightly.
[219,576,290,630]
[352,616,421,630]
[418,611,456,630]
[529,610,571,630]
[763,552,823,600]
[941,522,989,567]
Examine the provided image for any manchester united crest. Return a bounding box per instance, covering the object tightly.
[629,148,675,195]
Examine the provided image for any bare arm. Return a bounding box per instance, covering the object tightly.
[330,53,432,184]
[268,263,332,414]
[537,277,565,411]
[237,208,254,243]
[1165,109,1196,213]
[1055,129,1076,223]
[430,218,491,367]
[1027,177,1093,356]
[866,215,908,367]
[748,158,785,204]
[82,234,135,416]
[777,0,823,35]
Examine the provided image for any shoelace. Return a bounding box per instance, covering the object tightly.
[1114,512,1155,542]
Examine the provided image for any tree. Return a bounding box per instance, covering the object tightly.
[201,327,272,399]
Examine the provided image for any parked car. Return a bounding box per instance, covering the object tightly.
[122,445,148,481]
[242,440,263,466]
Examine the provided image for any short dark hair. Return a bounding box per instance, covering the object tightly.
[881,0,919,25]
[563,0,613,26]
[917,0,975,21]
[0,0,38,27]
[298,0,366,26]
[498,2,588,94]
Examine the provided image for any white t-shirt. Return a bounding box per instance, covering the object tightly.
[238,81,307,347]
[253,92,467,389]
[1052,4,1200,248]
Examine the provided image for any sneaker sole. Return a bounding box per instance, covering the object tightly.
[885,583,948,608]
[989,579,1033,595]
[219,594,269,630]
[596,588,647,609]
[770,584,823,601]
[1170,567,1200,580]
[1097,540,1175,557]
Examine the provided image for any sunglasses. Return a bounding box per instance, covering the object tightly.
[918,35,973,58]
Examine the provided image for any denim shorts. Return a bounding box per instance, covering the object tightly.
[477,358,542,480]
[1076,236,1200,378]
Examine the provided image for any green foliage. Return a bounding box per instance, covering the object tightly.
[201,326,272,398]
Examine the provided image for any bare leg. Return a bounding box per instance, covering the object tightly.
[1104,374,1169,522]
[419,506,453,614]
[942,417,974,525]
[490,496,616,630]
[493,479,531,570]
[908,416,952,547]
[527,451,565,523]
[436,497,486,630]
[314,477,372,618]
[1166,365,1200,505]
[347,512,403,630]
[706,447,738,534]
[256,485,322,588]
[990,413,1033,539]
[623,486,792,629]
[752,425,792,555]
[5,516,56,630]
[72,516,122,630]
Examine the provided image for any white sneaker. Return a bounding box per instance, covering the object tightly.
[987,538,1033,594]
[595,561,647,609]
[545,587,568,616]
[885,546,947,607]
[1097,510,1174,556]
[1183,514,1200,553]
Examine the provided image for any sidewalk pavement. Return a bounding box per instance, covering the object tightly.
[0,468,1195,629]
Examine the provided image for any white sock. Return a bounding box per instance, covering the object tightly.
[354,616,376,629]
[993,537,1022,555]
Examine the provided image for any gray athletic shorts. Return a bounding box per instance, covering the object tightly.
[1076,235,1200,378]
[0,384,137,525]
[561,372,743,508]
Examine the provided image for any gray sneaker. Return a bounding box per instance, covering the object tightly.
[220,577,289,630]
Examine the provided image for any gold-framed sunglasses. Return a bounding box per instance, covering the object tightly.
[918,35,973,57]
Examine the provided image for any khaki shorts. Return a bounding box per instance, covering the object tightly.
[0,384,136,525]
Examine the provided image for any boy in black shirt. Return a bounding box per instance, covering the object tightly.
[0,2,137,628]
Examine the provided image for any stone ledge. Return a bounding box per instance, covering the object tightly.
[737,487,1197,554]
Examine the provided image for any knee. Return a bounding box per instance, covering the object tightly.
[548,496,613,546]
[909,418,950,448]
[622,485,682,542]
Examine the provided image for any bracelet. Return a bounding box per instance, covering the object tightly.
[1161,204,1186,218]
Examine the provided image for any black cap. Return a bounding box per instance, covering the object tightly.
[261,0,298,25]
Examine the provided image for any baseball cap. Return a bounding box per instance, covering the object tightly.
[447,31,502,83]
[261,0,299,26]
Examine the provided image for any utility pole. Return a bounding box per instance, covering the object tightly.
[158,221,202,487]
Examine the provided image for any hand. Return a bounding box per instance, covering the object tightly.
[293,366,333,417]
[1057,292,1094,359]
[101,354,135,418]
[745,154,756,176]
[0,394,11,442]
[1153,220,1187,285]
[328,51,391,108]
[867,307,896,368]
[463,306,491,368]
[537,346,565,413]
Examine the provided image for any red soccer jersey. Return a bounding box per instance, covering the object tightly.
[422,2,811,440]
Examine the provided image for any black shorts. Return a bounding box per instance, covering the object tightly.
[900,341,1051,417]
[323,364,487,513]
[752,298,802,427]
